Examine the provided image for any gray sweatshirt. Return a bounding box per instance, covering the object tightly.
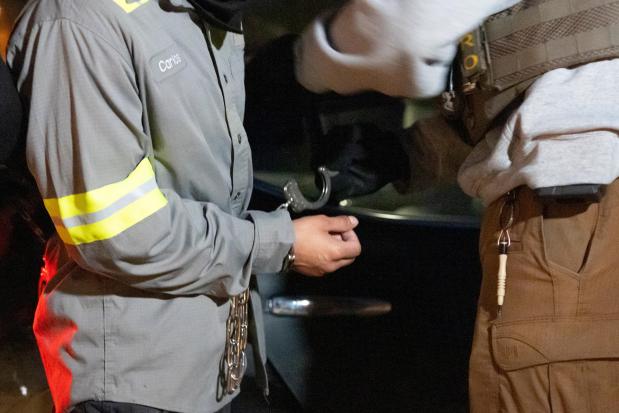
[296,0,619,205]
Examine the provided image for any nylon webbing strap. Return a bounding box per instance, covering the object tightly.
[484,0,619,91]
[453,0,619,145]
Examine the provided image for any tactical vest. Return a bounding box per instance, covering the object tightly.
[447,0,619,145]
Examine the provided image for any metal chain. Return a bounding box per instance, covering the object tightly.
[222,289,250,394]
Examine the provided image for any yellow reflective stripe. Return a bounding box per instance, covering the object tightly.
[112,0,149,13]
[55,188,168,245]
[44,158,155,220]
[44,158,168,245]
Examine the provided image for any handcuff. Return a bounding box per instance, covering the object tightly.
[279,166,337,213]
[278,166,337,273]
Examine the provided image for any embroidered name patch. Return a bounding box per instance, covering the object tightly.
[150,46,188,82]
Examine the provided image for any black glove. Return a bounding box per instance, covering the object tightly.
[312,123,410,202]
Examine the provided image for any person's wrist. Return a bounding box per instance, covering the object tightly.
[281,246,296,273]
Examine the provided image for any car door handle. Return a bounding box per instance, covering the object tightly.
[265,296,392,317]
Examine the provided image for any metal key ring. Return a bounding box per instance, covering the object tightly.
[496,228,511,247]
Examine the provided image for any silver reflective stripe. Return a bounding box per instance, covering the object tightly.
[53,178,159,229]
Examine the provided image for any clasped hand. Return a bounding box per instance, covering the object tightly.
[291,215,362,277]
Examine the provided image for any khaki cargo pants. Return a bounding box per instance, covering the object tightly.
[469,181,619,412]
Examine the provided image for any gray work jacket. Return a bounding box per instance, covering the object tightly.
[8,1,294,412]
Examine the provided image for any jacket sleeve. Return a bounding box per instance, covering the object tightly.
[294,0,520,98]
[395,116,472,194]
[9,19,293,297]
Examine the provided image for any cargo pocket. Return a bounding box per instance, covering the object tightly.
[541,201,599,275]
[491,316,619,412]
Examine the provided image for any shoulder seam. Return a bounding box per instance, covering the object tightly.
[28,17,133,68]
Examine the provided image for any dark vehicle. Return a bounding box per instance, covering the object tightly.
[240,8,484,405]
[245,90,483,412]
[255,197,480,413]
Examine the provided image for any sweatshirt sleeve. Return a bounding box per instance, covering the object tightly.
[295,0,519,98]
[8,19,293,298]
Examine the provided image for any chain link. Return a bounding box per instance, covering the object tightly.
[222,289,250,395]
